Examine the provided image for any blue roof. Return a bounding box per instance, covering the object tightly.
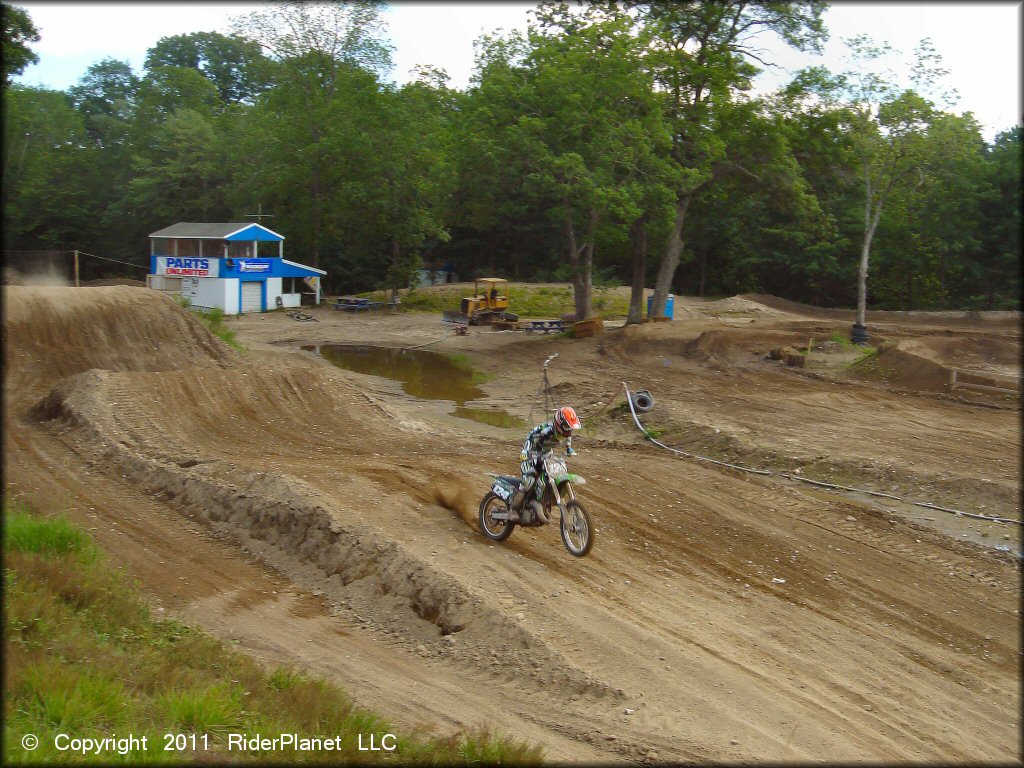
[225,224,283,242]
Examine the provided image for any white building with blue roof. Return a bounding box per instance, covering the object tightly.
[147,222,326,315]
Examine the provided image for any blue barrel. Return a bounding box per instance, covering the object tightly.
[646,294,674,320]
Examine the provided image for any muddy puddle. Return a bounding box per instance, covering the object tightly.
[304,344,526,428]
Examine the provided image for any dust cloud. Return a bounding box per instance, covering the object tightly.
[4,264,70,287]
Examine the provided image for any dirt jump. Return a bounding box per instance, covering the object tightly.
[3,284,1020,763]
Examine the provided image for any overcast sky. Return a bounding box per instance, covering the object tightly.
[12,1,1022,142]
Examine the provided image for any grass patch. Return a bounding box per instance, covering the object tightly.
[3,500,543,764]
[176,297,244,353]
[847,345,897,381]
[358,283,630,319]
[6,513,96,560]
[195,307,244,353]
[849,345,881,366]
[828,331,857,350]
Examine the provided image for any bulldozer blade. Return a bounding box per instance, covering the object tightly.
[443,310,469,324]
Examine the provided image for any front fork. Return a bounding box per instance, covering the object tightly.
[548,479,575,520]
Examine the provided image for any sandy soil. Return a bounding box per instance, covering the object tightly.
[3,285,1020,764]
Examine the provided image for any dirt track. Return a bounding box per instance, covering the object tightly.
[3,285,1021,763]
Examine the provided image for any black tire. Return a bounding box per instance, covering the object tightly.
[560,499,593,557]
[502,312,519,322]
[631,390,654,413]
[479,492,515,542]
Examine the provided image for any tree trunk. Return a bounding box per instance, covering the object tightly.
[310,176,322,270]
[390,238,401,305]
[565,209,595,321]
[626,214,648,325]
[697,248,707,297]
[652,195,690,317]
[857,207,882,328]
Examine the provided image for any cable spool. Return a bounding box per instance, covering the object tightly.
[630,389,654,413]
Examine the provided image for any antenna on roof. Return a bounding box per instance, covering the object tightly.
[245,203,274,224]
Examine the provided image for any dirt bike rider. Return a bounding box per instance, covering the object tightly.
[509,406,582,523]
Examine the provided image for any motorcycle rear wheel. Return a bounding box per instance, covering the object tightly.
[560,499,593,557]
[479,492,516,542]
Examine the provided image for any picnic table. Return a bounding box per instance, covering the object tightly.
[522,319,566,334]
[334,296,400,312]
[334,296,370,311]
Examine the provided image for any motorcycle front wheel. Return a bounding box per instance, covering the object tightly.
[560,499,593,557]
[479,492,516,542]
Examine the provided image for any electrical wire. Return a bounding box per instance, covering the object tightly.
[75,251,149,271]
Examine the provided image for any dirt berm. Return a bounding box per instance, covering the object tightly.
[3,286,1020,763]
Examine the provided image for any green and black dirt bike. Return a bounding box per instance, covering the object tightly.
[478,450,593,557]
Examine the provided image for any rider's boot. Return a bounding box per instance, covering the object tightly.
[508,489,525,523]
[529,499,548,525]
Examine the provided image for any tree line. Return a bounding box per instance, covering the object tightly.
[2,1,1019,316]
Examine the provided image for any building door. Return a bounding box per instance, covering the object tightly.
[240,281,263,313]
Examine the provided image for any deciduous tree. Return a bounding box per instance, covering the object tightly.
[145,31,272,105]
[632,0,828,317]
[1,3,38,85]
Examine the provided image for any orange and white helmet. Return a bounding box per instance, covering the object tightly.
[553,406,582,437]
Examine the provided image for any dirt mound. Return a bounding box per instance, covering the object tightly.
[701,295,796,318]
[682,330,751,365]
[29,363,387,464]
[898,336,1021,378]
[851,346,952,392]
[739,293,852,319]
[604,323,804,368]
[845,337,1021,396]
[3,286,236,403]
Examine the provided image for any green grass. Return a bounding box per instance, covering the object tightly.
[195,307,244,353]
[828,331,857,350]
[175,297,244,352]
[827,331,882,367]
[3,500,544,765]
[847,345,896,381]
[358,283,631,319]
[5,513,97,561]
[850,344,881,366]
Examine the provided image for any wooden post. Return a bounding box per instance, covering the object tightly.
[73,250,79,287]
[949,368,957,392]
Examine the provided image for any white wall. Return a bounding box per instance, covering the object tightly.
[180,276,311,314]
[181,277,240,315]
[149,274,182,291]
[266,277,302,309]
[223,278,240,315]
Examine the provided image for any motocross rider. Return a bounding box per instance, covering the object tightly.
[509,405,582,523]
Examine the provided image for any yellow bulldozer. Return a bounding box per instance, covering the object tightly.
[443,278,519,326]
